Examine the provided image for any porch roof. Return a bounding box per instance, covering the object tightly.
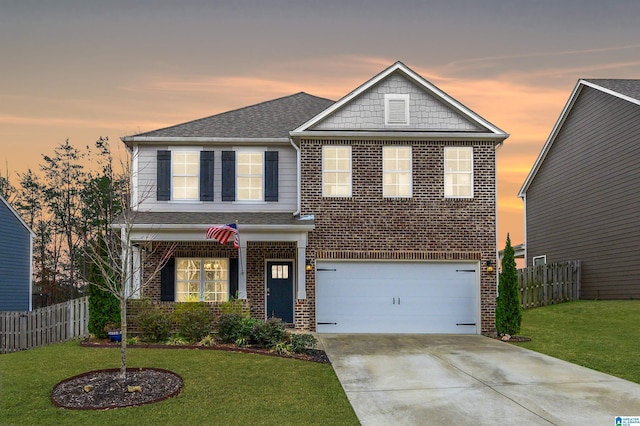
[114,211,315,230]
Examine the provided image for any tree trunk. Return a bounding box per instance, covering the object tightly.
[119,297,127,380]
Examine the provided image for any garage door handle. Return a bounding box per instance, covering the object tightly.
[456,323,476,326]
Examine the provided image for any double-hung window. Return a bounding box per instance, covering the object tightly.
[383,146,412,197]
[323,146,352,197]
[175,258,229,302]
[444,146,473,198]
[172,151,199,200]
[236,151,263,201]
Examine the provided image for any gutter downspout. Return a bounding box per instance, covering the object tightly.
[289,137,301,216]
[494,140,503,298]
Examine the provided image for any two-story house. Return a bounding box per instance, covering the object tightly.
[120,62,508,334]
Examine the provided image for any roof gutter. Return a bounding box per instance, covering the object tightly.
[289,130,509,141]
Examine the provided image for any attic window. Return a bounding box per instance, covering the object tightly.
[385,94,410,125]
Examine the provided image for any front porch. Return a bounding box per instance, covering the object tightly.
[123,212,315,330]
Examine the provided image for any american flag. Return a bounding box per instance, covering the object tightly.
[206,223,239,249]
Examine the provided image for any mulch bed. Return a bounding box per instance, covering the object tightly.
[51,368,183,410]
[79,338,331,364]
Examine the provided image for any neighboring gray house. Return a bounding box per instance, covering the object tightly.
[0,195,34,311]
[120,61,509,334]
[519,79,640,299]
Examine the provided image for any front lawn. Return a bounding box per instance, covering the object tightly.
[513,300,640,384]
[0,341,358,425]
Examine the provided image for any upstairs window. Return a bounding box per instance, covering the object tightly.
[172,151,199,200]
[385,94,410,125]
[323,146,352,197]
[383,146,412,198]
[444,146,473,198]
[237,151,263,201]
[157,149,214,202]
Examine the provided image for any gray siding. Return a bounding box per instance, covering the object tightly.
[0,201,32,311]
[135,144,298,212]
[526,86,640,299]
[312,73,483,131]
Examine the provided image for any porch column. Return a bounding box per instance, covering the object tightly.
[238,239,248,299]
[297,236,307,300]
[131,245,141,299]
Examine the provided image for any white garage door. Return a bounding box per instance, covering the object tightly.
[316,261,478,334]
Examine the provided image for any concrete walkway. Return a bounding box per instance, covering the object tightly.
[319,334,640,425]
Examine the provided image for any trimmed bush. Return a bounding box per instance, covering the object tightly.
[219,296,249,317]
[252,317,286,349]
[136,301,172,343]
[290,333,318,354]
[174,302,212,343]
[217,313,243,343]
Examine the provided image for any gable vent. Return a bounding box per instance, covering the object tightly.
[385,94,409,125]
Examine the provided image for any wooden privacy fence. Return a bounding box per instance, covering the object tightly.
[518,261,581,309]
[0,296,89,354]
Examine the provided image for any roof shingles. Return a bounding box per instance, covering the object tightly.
[128,92,334,139]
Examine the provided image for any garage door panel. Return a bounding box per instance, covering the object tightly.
[316,261,478,334]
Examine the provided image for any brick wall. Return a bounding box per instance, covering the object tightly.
[140,240,296,324]
[300,138,498,334]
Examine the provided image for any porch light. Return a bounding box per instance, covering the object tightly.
[486,260,494,272]
[305,259,313,271]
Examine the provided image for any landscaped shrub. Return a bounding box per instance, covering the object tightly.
[217,313,242,343]
[219,296,249,317]
[252,317,286,348]
[174,302,212,343]
[136,301,172,343]
[87,242,119,339]
[496,233,522,335]
[289,333,318,354]
[88,283,120,339]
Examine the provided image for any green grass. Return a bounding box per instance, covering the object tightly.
[513,300,640,383]
[0,341,358,426]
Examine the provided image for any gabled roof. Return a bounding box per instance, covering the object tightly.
[0,194,35,238]
[122,92,334,145]
[291,61,509,141]
[518,78,640,198]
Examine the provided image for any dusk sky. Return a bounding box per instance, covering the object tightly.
[1,0,639,246]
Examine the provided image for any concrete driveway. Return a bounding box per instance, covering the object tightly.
[319,334,640,425]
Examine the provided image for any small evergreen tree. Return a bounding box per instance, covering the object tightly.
[88,240,119,338]
[495,233,522,335]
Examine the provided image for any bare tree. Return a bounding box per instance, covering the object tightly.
[82,151,175,379]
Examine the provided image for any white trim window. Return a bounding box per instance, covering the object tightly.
[383,146,412,198]
[237,151,263,201]
[176,258,229,302]
[444,146,473,198]
[172,150,199,200]
[323,146,352,197]
[384,94,410,125]
[533,255,547,266]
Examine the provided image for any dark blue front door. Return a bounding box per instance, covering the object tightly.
[266,261,294,323]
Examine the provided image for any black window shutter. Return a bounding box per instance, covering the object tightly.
[157,150,171,201]
[221,151,235,201]
[264,151,279,202]
[229,258,239,299]
[160,257,175,301]
[200,151,214,201]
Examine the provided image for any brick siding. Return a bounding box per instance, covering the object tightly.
[300,138,498,334]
